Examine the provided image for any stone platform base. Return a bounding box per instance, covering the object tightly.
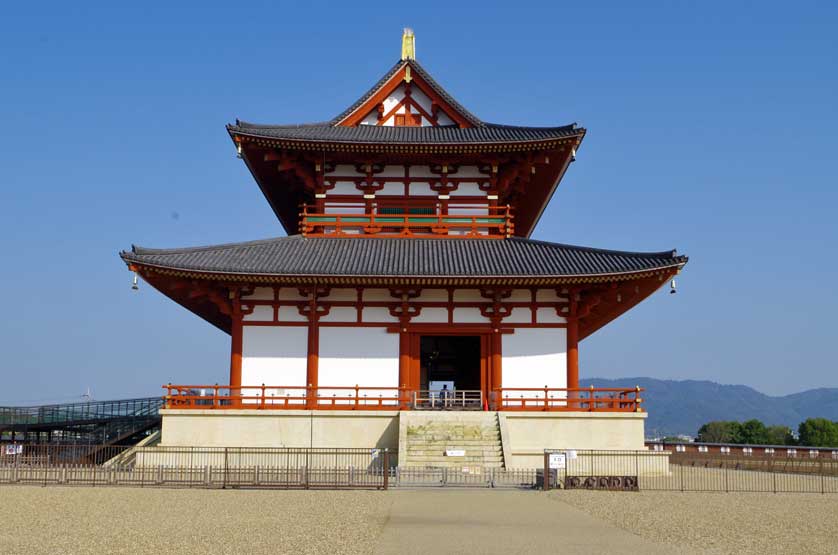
[159,409,650,469]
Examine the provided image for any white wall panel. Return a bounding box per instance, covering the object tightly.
[241,327,308,402]
[453,307,487,323]
[363,289,393,302]
[363,307,397,323]
[319,307,357,323]
[501,329,567,406]
[278,288,306,301]
[416,289,448,302]
[244,306,274,322]
[318,327,399,405]
[243,287,273,301]
[277,307,308,323]
[504,307,532,324]
[323,288,357,302]
[453,289,485,302]
[410,307,449,323]
[407,181,436,196]
[451,183,484,196]
[536,308,567,324]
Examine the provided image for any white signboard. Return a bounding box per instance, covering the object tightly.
[445,449,466,457]
[548,453,566,469]
[4,445,23,456]
[566,450,577,460]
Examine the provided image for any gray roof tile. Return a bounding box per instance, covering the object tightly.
[121,236,687,279]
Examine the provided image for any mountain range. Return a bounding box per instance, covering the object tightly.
[581,377,838,438]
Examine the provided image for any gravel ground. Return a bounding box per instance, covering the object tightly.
[554,490,838,555]
[0,487,392,555]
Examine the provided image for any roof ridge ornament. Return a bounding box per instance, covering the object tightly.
[401,28,415,60]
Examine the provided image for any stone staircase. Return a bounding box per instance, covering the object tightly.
[400,412,504,468]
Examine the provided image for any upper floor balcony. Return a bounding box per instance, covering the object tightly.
[299,202,514,238]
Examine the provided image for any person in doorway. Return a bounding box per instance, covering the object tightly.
[440,384,451,407]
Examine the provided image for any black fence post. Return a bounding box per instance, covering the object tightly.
[542,451,550,491]
[383,449,390,490]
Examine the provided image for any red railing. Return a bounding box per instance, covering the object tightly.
[163,385,643,412]
[163,384,409,410]
[299,202,514,238]
[493,387,643,412]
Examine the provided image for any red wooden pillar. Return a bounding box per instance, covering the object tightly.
[306,319,319,409]
[566,317,579,391]
[229,302,243,407]
[490,329,502,409]
[398,330,411,409]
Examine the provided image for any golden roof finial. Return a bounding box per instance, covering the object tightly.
[401,28,415,60]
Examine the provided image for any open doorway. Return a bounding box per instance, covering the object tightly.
[419,335,482,395]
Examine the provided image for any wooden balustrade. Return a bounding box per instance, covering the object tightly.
[299,203,514,238]
[163,384,410,410]
[492,386,643,412]
[163,385,643,412]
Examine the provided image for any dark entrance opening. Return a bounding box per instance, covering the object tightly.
[419,335,482,393]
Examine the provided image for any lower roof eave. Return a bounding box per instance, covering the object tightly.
[126,261,686,287]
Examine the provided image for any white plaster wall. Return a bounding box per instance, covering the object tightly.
[277,288,306,301]
[377,182,405,196]
[409,165,435,178]
[536,289,566,302]
[318,327,400,405]
[363,289,393,302]
[378,165,405,178]
[362,307,397,323]
[416,289,448,302]
[328,182,359,196]
[244,306,273,322]
[407,181,436,196]
[453,307,487,323]
[453,289,485,302]
[436,112,454,126]
[450,183,485,197]
[501,328,567,404]
[243,287,273,301]
[319,308,357,323]
[323,288,357,301]
[455,166,483,178]
[507,289,532,302]
[410,307,448,323]
[241,327,308,403]
[411,88,433,114]
[504,307,532,324]
[536,307,567,324]
[277,308,308,323]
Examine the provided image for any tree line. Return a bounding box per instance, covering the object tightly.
[696,418,838,448]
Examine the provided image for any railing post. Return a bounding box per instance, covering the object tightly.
[260,384,266,409]
[355,384,360,409]
[543,451,550,491]
[544,386,549,411]
[383,449,390,490]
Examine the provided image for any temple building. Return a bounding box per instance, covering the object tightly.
[122,31,687,467]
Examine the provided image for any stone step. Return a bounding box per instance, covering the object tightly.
[407,450,502,458]
[404,456,504,464]
[408,430,499,436]
[398,462,505,470]
[407,434,500,443]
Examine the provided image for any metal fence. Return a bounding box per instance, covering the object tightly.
[0,445,393,490]
[541,450,838,493]
[4,445,838,493]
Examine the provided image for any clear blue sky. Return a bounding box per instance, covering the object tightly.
[1,1,836,403]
